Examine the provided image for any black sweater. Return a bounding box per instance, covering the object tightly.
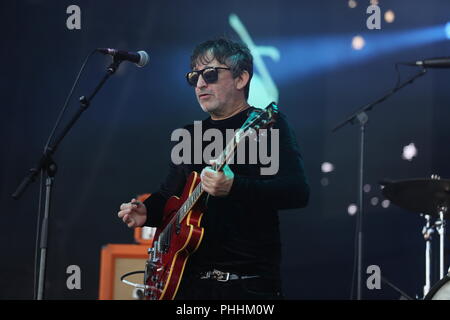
[143,107,309,281]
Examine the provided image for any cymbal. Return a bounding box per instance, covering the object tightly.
[381,178,450,216]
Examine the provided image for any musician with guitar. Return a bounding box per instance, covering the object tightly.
[117,38,309,300]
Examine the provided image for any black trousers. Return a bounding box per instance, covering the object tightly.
[175,275,283,300]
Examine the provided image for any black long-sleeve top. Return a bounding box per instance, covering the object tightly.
[143,107,309,282]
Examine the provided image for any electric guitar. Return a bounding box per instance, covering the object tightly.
[143,102,278,300]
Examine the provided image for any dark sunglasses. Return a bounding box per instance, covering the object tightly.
[186,67,231,87]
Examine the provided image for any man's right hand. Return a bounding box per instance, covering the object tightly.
[118,198,147,228]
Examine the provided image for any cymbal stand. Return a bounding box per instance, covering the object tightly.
[436,207,447,279]
[422,214,433,297]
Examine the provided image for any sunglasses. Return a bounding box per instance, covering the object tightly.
[186,67,231,87]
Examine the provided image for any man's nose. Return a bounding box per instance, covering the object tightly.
[196,74,208,88]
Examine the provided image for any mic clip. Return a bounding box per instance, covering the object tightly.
[107,57,123,75]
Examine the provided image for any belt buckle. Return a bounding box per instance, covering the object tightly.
[214,270,230,282]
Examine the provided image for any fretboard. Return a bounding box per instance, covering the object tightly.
[176,128,244,223]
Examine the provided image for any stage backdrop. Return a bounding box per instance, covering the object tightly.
[1,0,450,299]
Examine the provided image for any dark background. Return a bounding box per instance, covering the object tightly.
[1,0,449,299]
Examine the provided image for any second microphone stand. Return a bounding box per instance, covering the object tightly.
[332,67,427,300]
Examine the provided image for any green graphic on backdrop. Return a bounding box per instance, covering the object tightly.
[229,14,279,108]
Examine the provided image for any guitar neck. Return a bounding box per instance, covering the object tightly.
[158,103,278,248]
[178,133,241,222]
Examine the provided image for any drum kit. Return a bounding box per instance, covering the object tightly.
[381,175,450,300]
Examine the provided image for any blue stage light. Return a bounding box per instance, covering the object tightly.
[260,25,449,84]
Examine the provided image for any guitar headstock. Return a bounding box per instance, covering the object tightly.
[241,101,279,134]
[215,102,279,171]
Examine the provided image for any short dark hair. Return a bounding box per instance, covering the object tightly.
[190,38,253,99]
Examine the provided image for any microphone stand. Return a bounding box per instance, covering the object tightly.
[12,57,124,300]
[332,67,427,300]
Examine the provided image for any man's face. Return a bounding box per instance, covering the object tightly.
[193,57,239,115]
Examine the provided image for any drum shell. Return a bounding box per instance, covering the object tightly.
[424,274,450,300]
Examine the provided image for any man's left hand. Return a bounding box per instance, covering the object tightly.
[201,161,234,197]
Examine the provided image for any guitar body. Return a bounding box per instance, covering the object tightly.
[144,171,204,300]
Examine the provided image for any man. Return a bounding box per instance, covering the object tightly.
[117,38,309,299]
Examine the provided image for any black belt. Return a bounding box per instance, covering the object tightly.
[199,269,260,282]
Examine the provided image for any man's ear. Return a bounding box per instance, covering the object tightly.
[235,71,250,91]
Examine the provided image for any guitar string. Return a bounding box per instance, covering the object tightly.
[157,108,272,245]
[156,107,275,248]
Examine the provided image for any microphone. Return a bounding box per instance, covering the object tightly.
[97,48,149,67]
[403,57,450,68]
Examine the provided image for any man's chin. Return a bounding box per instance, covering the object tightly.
[199,102,219,113]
